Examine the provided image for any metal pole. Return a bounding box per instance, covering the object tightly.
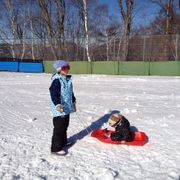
[175,34,179,60]
[143,36,146,61]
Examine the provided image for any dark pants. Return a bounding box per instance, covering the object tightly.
[51,115,70,152]
[110,128,133,142]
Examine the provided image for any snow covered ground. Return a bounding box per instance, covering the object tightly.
[0,72,180,180]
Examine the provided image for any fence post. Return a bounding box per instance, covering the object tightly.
[175,34,179,61]
[90,61,93,74]
[143,36,146,61]
[118,60,120,75]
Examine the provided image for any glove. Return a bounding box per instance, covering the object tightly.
[56,104,63,113]
[73,103,77,112]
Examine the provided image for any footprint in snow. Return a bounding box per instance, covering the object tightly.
[86,168,118,180]
[27,117,37,122]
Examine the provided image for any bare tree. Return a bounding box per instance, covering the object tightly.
[16,0,29,60]
[70,0,93,62]
[117,0,135,61]
[37,0,66,60]
[37,0,57,59]
[26,0,37,60]
[150,0,179,60]
[29,11,36,60]
[54,0,65,43]
[65,6,84,61]
[17,20,26,60]
[150,0,179,34]
[82,0,91,62]
[0,0,18,59]
[0,0,35,60]
[90,4,109,61]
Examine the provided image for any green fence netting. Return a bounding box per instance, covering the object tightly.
[119,61,150,76]
[92,61,119,75]
[69,61,91,74]
[150,61,180,76]
[43,61,180,76]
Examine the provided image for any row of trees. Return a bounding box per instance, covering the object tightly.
[0,0,179,61]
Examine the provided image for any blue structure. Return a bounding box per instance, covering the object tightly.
[0,62,19,71]
[19,62,43,73]
[0,61,44,73]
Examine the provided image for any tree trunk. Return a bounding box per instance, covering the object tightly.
[175,34,179,60]
[117,0,134,61]
[30,19,35,60]
[38,0,58,60]
[6,0,17,59]
[105,32,109,61]
[82,0,91,62]
[28,6,35,60]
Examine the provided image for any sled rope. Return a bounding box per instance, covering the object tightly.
[75,112,92,134]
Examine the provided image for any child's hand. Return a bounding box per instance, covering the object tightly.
[73,103,77,112]
[56,104,63,113]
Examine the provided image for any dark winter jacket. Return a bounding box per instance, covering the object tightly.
[110,116,133,142]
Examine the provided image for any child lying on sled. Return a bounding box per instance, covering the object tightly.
[103,113,133,142]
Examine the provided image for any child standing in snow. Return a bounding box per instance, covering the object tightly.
[49,60,76,156]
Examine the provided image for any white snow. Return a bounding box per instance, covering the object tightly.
[0,72,180,180]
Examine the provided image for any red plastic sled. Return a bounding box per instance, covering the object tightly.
[91,129,148,146]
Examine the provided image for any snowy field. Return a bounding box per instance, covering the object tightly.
[0,72,180,180]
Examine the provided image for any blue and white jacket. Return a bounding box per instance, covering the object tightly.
[49,73,76,117]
